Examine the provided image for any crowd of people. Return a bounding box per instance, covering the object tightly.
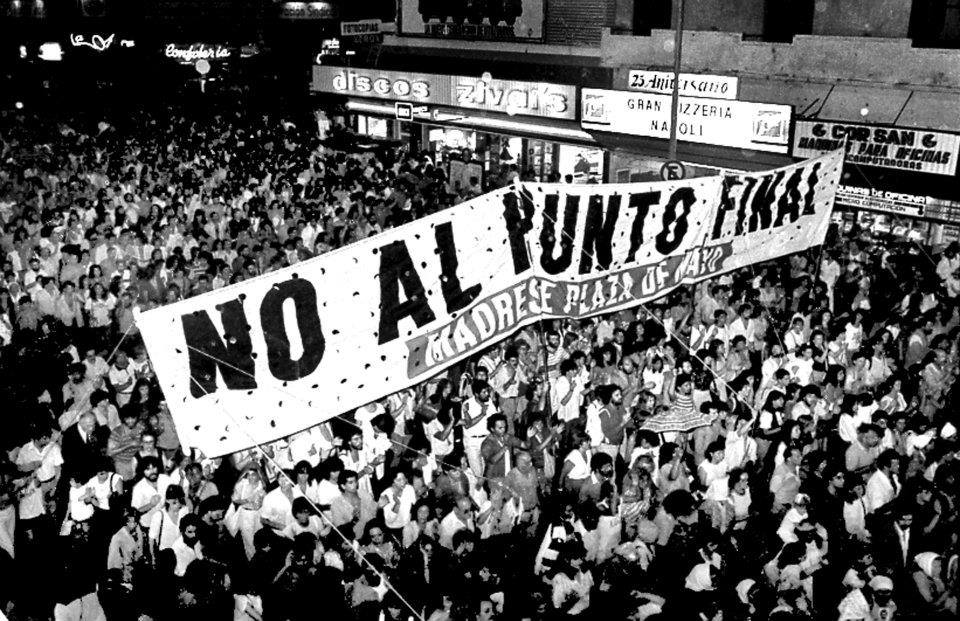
[0,97,959,621]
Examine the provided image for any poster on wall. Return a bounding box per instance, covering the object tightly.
[447,158,485,194]
[138,151,842,457]
[792,120,960,176]
[558,145,604,182]
[400,0,544,40]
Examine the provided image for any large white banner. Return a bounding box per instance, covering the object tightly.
[139,151,843,457]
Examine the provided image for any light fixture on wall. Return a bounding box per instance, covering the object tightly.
[860,105,870,117]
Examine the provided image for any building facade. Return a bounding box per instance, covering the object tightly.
[310,0,960,243]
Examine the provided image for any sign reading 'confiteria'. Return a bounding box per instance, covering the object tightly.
[164,43,232,64]
[138,151,843,457]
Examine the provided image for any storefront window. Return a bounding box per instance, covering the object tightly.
[356,115,391,139]
[558,144,604,183]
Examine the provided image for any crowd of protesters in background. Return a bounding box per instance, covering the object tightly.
[0,97,958,621]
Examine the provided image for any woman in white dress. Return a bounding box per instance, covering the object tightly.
[230,466,266,559]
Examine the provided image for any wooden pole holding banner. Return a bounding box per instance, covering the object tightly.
[526,238,552,416]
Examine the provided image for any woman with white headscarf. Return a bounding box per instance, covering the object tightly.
[685,560,717,592]
[912,552,957,614]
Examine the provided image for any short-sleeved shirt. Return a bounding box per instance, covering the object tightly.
[131,474,172,528]
[16,440,63,520]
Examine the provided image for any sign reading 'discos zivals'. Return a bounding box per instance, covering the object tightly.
[139,150,843,456]
[582,88,792,154]
[792,120,960,176]
[311,66,576,120]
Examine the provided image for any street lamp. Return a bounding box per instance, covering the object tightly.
[667,0,685,163]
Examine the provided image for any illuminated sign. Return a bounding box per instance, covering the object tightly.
[311,66,576,120]
[341,19,383,37]
[279,2,338,19]
[165,44,232,64]
[69,34,135,52]
[581,88,792,154]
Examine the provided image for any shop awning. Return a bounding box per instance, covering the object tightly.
[343,99,599,147]
[585,129,795,173]
[740,78,960,130]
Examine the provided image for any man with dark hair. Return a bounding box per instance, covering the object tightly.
[107,406,143,481]
[845,423,881,474]
[183,461,219,511]
[130,455,170,531]
[551,358,583,426]
[578,452,615,506]
[490,346,523,432]
[866,449,901,514]
[480,413,522,481]
[462,380,499,477]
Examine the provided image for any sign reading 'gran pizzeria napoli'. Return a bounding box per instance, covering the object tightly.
[164,43,232,64]
[139,150,843,457]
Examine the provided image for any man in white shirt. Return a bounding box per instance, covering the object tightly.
[865,449,901,514]
[728,303,758,349]
[461,381,499,477]
[263,475,301,537]
[131,456,172,529]
[420,396,454,461]
[783,316,807,354]
[15,427,63,529]
[819,253,841,311]
[108,351,136,407]
[489,347,523,431]
[550,359,582,426]
[935,244,960,282]
[82,348,110,384]
[439,495,475,549]
[171,514,202,576]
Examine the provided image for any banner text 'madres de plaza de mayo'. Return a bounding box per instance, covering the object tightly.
[138,151,844,457]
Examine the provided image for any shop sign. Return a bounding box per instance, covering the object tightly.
[838,185,960,223]
[793,120,960,176]
[278,2,338,20]
[400,0,544,41]
[165,44,231,64]
[341,19,383,42]
[452,76,573,119]
[69,34,135,52]
[312,66,576,120]
[581,88,791,154]
[628,71,738,100]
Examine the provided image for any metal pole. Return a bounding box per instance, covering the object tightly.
[668,0,685,162]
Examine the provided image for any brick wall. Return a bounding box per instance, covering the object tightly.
[545,0,617,46]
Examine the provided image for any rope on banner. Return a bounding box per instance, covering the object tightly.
[188,375,427,621]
